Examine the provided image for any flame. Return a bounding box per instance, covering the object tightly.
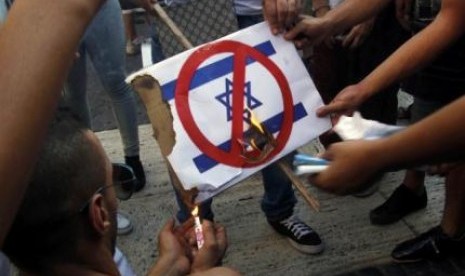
[247,108,265,134]
[191,206,199,216]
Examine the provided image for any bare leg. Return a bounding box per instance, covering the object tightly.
[122,12,136,41]
[441,163,465,237]
[402,169,426,194]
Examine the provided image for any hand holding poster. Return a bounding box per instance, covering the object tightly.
[127,22,331,202]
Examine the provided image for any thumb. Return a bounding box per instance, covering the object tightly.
[316,101,348,117]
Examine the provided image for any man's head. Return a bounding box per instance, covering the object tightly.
[3,111,118,273]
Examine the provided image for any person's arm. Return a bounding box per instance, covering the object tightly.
[317,0,465,117]
[0,0,105,247]
[310,96,465,194]
[283,0,390,46]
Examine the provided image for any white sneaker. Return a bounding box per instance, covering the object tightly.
[117,212,133,235]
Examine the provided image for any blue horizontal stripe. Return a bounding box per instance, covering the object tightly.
[193,102,308,173]
[161,41,276,101]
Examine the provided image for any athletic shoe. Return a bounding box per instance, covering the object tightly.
[392,226,465,262]
[117,212,133,236]
[125,156,146,192]
[268,215,324,254]
[370,184,427,225]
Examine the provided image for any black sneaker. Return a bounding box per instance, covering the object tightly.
[125,156,146,192]
[268,215,324,254]
[370,184,427,225]
[392,226,465,262]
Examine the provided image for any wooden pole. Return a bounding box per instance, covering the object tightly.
[278,162,320,211]
[152,3,194,50]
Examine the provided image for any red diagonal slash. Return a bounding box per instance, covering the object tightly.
[175,40,294,168]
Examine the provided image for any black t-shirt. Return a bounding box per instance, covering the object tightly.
[407,0,465,103]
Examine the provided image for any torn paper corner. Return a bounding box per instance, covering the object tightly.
[334,111,405,140]
[128,74,177,156]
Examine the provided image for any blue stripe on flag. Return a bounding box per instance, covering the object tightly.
[161,41,276,101]
[193,103,308,173]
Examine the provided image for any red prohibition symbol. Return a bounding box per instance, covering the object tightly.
[175,40,294,168]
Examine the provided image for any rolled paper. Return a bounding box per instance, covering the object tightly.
[293,153,329,166]
[294,164,328,175]
[194,216,204,249]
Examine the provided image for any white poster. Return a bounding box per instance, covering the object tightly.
[128,22,331,202]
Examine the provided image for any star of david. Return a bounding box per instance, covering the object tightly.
[215,78,262,123]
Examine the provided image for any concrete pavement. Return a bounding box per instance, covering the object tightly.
[97,124,450,275]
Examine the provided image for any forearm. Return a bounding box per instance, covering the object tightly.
[358,0,465,98]
[377,96,465,169]
[323,0,390,35]
[0,0,104,247]
[148,257,186,276]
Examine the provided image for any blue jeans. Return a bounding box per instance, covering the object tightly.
[148,21,165,64]
[63,0,139,157]
[174,13,297,223]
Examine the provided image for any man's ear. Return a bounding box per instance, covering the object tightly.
[88,194,111,235]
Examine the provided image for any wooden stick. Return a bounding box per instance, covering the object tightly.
[278,161,320,212]
[152,3,194,50]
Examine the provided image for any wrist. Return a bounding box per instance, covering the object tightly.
[356,81,375,102]
[150,256,186,276]
[366,139,392,172]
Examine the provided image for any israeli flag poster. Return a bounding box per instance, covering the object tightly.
[127,22,331,202]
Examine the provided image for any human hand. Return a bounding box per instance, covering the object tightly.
[316,83,369,121]
[341,19,374,49]
[263,0,303,35]
[284,14,333,48]
[149,219,190,276]
[189,220,228,273]
[308,140,385,194]
[395,0,413,31]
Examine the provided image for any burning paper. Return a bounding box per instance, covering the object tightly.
[127,22,331,202]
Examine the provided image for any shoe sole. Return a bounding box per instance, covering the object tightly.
[391,256,423,263]
[287,238,325,255]
[117,223,134,236]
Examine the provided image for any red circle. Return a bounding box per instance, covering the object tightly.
[175,40,293,168]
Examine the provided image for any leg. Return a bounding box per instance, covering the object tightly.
[84,0,145,188]
[84,0,139,157]
[260,155,296,221]
[370,97,444,225]
[391,164,465,262]
[441,164,465,237]
[123,11,139,55]
[262,154,324,254]
[147,20,165,64]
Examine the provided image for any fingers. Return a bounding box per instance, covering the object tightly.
[341,29,356,48]
[263,0,280,34]
[161,218,175,233]
[201,220,216,248]
[316,101,350,118]
[214,224,228,256]
[176,216,195,235]
[283,19,306,40]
